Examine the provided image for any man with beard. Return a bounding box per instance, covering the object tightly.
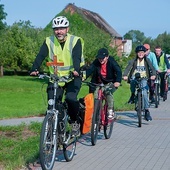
[30,16,85,136]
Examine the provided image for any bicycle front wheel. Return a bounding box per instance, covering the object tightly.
[104,117,114,139]
[91,99,100,146]
[63,134,76,162]
[39,112,58,170]
[136,91,142,127]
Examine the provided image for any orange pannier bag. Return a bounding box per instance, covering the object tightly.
[80,93,94,134]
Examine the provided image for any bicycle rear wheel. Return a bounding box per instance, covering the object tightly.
[163,92,168,101]
[91,99,100,146]
[63,133,76,161]
[163,78,168,101]
[136,91,142,127]
[39,112,58,170]
[154,83,159,108]
[104,117,114,139]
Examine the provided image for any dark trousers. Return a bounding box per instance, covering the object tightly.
[159,72,166,97]
[47,77,81,121]
[148,79,155,99]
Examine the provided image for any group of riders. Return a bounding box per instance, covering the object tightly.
[30,16,170,136]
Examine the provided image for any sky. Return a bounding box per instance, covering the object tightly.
[1,0,170,39]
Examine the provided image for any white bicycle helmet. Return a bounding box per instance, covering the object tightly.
[52,16,69,28]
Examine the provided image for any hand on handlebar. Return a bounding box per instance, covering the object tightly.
[123,76,128,81]
[150,75,156,80]
[72,70,79,77]
[167,69,170,73]
[113,82,121,88]
[30,70,39,76]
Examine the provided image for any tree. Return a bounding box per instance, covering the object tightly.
[153,32,170,54]
[0,2,7,76]
[0,21,43,75]
[0,3,7,31]
[124,30,147,47]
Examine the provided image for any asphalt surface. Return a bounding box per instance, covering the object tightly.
[0,93,170,170]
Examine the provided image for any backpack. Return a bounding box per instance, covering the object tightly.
[79,93,94,134]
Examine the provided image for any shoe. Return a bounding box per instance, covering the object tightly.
[145,110,152,121]
[107,109,115,119]
[150,97,155,103]
[160,93,163,98]
[128,94,135,104]
[71,121,80,137]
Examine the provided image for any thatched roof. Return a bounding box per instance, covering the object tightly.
[64,3,122,39]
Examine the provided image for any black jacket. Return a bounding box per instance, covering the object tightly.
[86,56,122,84]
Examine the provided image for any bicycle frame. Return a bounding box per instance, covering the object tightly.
[96,84,108,126]
[134,75,148,127]
[39,73,76,170]
[153,73,160,107]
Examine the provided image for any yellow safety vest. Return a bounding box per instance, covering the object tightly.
[159,54,167,72]
[45,33,84,77]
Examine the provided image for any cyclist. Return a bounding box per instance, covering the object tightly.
[83,48,122,119]
[154,46,170,98]
[143,43,160,103]
[30,16,85,136]
[123,45,156,121]
[167,55,170,86]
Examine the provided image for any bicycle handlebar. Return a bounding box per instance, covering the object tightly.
[38,73,74,83]
[83,81,105,87]
[82,81,118,90]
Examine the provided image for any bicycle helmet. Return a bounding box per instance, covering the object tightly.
[135,45,147,53]
[52,16,69,28]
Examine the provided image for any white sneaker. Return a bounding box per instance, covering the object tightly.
[107,109,114,119]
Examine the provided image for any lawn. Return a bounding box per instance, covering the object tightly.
[0,76,134,119]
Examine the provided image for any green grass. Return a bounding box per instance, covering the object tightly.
[0,76,134,169]
[0,122,41,170]
[0,76,47,119]
[0,76,134,119]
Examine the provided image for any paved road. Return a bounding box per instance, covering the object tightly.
[1,94,170,170]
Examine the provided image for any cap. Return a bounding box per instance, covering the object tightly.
[143,44,150,50]
[96,48,109,59]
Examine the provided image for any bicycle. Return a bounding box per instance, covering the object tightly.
[38,73,77,170]
[163,72,169,101]
[83,81,117,146]
[152,73,160,108]
[134,73,148,127]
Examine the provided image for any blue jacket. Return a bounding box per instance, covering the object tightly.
[145,51,159,71]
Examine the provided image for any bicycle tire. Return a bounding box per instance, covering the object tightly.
[137,91,142,127]
[39,112,58,170]
[63,135,76,161]
[163,79,168,101]
[91,99,100,146]
[163,92,167,101]
[104,117,114,139]
[154,83,159,108]
[157,83,160,105]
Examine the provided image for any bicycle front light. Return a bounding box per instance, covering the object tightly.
[48,99,55,106]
